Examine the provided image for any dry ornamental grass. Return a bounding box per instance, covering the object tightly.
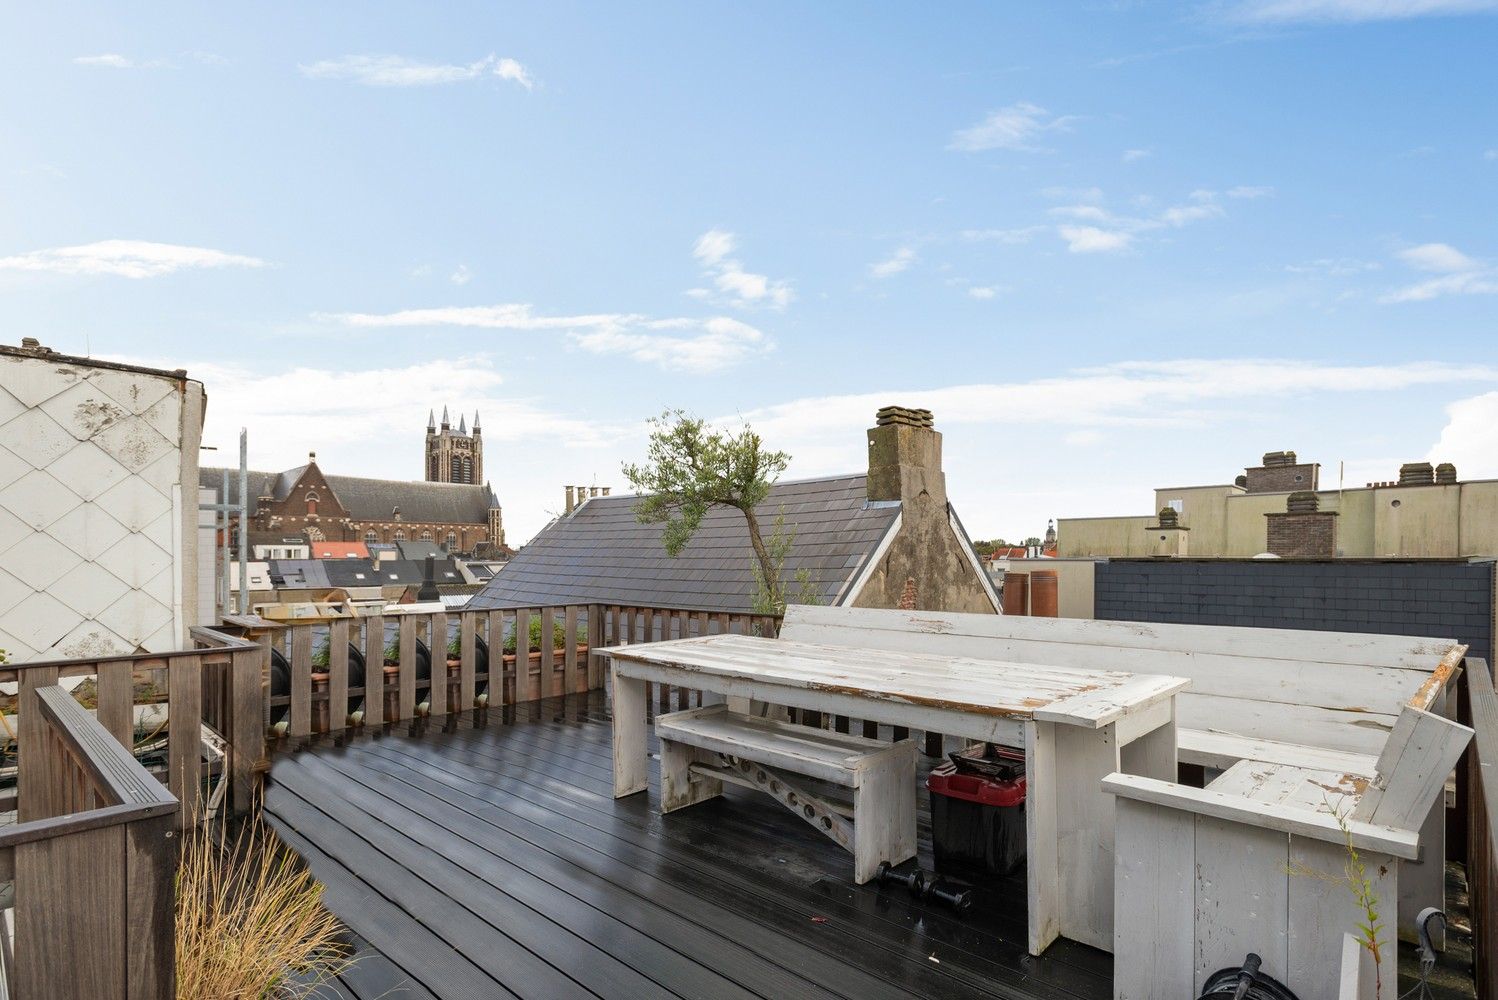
[176,817,350,999]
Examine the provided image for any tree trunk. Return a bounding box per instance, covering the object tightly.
[739,505,779,601]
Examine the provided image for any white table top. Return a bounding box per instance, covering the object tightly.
[598,633,1189,729]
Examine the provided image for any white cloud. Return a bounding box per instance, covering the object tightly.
[1381,242,1497,302]
[1486,149,1498,160]
[1428,391,1498,477]
[949,102,1076,152]
[1058,226,1134,253]
[1228,185,1275,199]
[869,247,917,278]
[450,264,473,286]
[73,53,168,69]
[1228,0,1498,22]
[299,53,534,89]
[0,239,268,278]
[1122,149,1151,163]
[690,229,793,309]
[968,286,999,300]
[960,226,1045,244]
[1398,242,1476,272]
[1285,257,1381,276]
[316,303,771,373]
[1160,201,1225,227]
[1040,185,1105,203]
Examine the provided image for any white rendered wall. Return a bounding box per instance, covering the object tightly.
[0,352,203,661]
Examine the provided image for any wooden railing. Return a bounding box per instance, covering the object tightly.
[12,627,262,828]
[1465,657,1498,1000]
[5,684,178,999]
[219,603,780,743]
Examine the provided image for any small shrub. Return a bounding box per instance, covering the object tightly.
[176,817,350,999]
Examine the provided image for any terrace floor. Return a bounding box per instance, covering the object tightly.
[264,689,1478,1000]
[264,688,1112,1000]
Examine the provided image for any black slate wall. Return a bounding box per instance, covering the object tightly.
[1095,558,1495,664]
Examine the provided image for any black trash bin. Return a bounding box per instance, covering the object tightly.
[926,743,1026,879]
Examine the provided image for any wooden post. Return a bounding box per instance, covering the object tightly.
[328,618,349,734]
[563,606,580,695]
[587,605,604,690]
[125,810,177,996]
[362,615,385,727]
[460,611,477,710]
[168,654,203,827]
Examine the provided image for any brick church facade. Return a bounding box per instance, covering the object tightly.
[203,416,507,557]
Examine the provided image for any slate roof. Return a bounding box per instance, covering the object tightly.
[201,466,497,524]
[267,560,332,589]
[467,474,901,614]
[321,559,383,588]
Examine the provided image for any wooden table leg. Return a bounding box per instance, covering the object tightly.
[1120,701,1177,781]
[1025,720,1060,957]
[1054,721,1121,953]
[612,664,649,797]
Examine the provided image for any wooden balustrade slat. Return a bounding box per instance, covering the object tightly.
[329,618,350,734]
[715,612,729,635]
[289,628,312,739]
[588,605,605,690]
[96,660,133,749]
[427,612,447,717]
[564,606,580,695]
[460,611,477,710]
[609,606,621,645]
[515,608,534,703]
[168,654,203,827]
[229,646,262,814]
[18,666,60,823]
[541,607,557,700]
[486,610,505,706]
[362,615,385,727]
[397,616,417,720]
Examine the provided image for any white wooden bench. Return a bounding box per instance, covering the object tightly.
[778,605,1466,942]
[656,703,917,884]
[1104,702,1474,1000]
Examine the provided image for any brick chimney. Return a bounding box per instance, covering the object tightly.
[1243,449,1319,493]
[565,485,575,515]
[1265,490,1337,557]
[866,406,944,505]
[851,407,994,614]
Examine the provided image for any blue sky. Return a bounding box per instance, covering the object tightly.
[3,1,1497,544]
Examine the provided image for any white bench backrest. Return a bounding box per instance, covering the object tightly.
[1351,705,1473,829]
[781,606,1461,755]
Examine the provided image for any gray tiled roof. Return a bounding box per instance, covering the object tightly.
[201,466,497,524]
[467,475,900,614]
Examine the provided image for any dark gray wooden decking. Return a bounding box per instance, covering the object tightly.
[265,689,1113,1000]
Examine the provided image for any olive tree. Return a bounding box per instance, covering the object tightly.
[622,409,794,607]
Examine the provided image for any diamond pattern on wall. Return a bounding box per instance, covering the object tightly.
[0,469,83,530]
[0,356,187,661]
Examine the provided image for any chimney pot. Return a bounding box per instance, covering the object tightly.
[565,485,575,514]
[1435,462,1457,484]
[1398,462,1434,487]
[1286,490,1318,513]
[602,486,611,496]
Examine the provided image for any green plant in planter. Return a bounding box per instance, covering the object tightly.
[502,618,586,654]
[310,639,330,670]
[383,639,399,666]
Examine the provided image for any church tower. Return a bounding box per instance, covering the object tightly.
[424,407,484,484]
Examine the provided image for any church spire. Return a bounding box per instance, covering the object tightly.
[473,410,481,434]
[441,405,450,429]
[457,413,468,435]
[427,409,436,432]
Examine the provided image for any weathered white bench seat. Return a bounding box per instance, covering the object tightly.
[656,703,917,884]
[1180,730,1380,776]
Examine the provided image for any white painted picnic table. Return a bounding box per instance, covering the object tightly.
[599,632,1190,955]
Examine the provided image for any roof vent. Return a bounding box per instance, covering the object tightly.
[1398,462,1434,487]
[1435,462,1458,484]
[875,406,933,429]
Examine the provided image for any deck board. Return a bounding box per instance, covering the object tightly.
[265,690,1112,1000]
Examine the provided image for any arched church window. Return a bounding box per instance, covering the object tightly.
[364,530,378,545]
[420,530,433,542]
[446,531,457,549]
[305,491,318,516]
[393,530,405,542]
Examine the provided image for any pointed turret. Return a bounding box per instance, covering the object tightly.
[427,409,436,433]
[441,405,450,429]
[473,410,482,434]
[458,413,468,435]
